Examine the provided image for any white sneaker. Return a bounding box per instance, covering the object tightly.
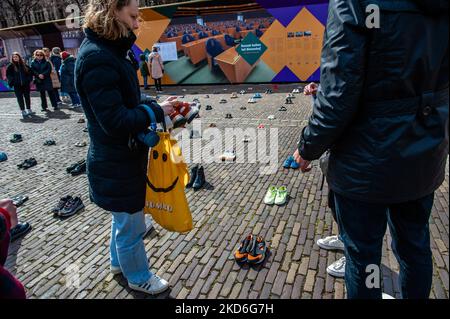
[264,186,278,205]
[110,265,122,275]
[327,256,346,278]
[317,235,345,251]
[129,275,169,295]
[382,293,396,299]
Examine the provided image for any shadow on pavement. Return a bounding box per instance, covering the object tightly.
[20,115,49,124]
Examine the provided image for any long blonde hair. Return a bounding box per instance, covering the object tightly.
[83,0,134,41]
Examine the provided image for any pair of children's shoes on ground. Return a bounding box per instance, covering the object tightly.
[283,155,300,169]
[186,165,206,190]
[17,158,37,170]
[264,186,288,205]
[10,134,23,143]
[234,234,268,265]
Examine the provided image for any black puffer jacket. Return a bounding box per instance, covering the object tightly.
[298,0,449,203]
[30,59,53,91]
[6,63,32,88]
[60,56,77,93]
[75,28,152,213]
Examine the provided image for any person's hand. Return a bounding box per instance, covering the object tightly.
[293,149,312,172]
[38,74,44,80]
[0,199,18,229]
[304,82,318,96]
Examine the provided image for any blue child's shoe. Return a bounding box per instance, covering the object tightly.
[290,159,300,169]
[0,152,7,162]
[283,156,294,169]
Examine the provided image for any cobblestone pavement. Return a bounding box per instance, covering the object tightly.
[0,84,448,299]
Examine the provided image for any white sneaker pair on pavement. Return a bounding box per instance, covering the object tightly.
[317,235,346,278]
[110,265,169,295]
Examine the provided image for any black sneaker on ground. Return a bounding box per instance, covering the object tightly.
[193,166,206,190]
[71,162,86,176]
[44,139,56,146]
[66,160,86,173]
[11,195,28,207]
[52,195,72,216]
[59,197,84,218]
[10,134,23,143]
[10,222,32,242]
[18,158,37,170]
[22,158,37,169]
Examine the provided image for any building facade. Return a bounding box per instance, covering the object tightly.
[0,0,193,29]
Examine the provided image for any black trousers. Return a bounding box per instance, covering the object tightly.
[39,90,58,109]
[14,85,31,111]
[334,191,434,299]
[153,78,162,91]
[53,88,61,102]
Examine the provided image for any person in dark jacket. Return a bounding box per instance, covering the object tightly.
[50,47,62,79]
[6,52,34,119]
[59,51,80,107]
[30,49,58,111]
[75,0,176,296]
[138,53,150,90]
[294,0,448,299]
[0,199,26,299]
[44,47,62,105]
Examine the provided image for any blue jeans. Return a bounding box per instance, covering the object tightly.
[334,192,434,299]
[68,92,80,105]
[110,210,152,285]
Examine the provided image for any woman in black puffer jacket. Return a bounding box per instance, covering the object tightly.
[6,52,34,119]
[75,0,176,296]
[30,49,58,111]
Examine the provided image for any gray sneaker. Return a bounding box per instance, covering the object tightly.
[327,256,346,278]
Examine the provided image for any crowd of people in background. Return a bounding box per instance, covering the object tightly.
[6,46,81,119]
